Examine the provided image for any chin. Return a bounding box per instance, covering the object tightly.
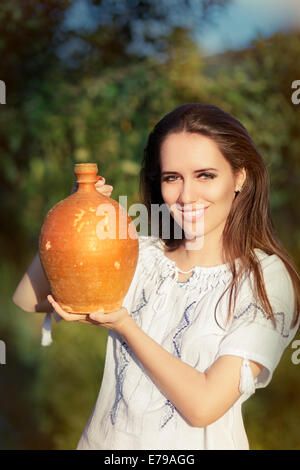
[183,236,205,250]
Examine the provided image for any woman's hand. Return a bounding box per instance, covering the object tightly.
[47,294,133,335]
[70,176,113,196]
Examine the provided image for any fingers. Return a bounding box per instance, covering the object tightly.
[47,295,88,322]
[89,311,107,323]
[89,307,128,328]
[71,177,113,197]
[95,176,105,186]
[95,185,113,196]
[47,295,130,333]
[95,177,113,196]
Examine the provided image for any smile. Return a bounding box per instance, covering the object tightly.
[178,207,209,213]
[178,206,209,221]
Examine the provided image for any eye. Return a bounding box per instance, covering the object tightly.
[197,173,216,180]
[162,175,179,182]
[161,172,216,183]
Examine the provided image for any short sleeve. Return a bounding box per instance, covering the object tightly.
[215,252,300,396]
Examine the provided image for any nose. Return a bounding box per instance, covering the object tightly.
[178,179,198,205]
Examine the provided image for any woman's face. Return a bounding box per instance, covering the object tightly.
[160,131,246,243]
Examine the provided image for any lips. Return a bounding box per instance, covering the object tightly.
[177,206,209,222]
[179,207,209,212]
[178,206,209,214]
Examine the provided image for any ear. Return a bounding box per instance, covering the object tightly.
[235,167,247,191]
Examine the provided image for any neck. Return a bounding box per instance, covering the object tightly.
[174,226,226,269]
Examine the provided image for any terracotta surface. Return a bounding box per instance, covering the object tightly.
[39,163,139,313]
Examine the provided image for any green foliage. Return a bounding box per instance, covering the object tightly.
[1,0,300,450]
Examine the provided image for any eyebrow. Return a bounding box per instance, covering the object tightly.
[161,168,219,175]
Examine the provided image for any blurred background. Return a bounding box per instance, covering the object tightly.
[1,0,300,450]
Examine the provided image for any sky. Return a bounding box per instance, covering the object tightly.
[64,0,300,57]
[198,0,300,55]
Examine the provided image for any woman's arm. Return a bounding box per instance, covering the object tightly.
[48,297,263,427]
[12,251,53,313]
[115,316,263,427]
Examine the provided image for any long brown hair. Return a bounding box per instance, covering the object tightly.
[140,103,300,329]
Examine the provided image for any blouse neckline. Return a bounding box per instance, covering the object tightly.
[138,235,270,295]
[155,238,232,276]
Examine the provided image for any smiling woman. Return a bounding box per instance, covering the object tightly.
[140,103,300,327]
[13,103,300,450]
[74,104,300,450]
[159,131,246,260]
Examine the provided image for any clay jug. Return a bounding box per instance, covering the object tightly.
[39,163,139,313]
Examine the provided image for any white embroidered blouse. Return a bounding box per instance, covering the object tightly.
[73,235,299,450]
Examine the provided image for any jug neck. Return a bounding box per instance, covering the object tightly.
[74,163,98,192]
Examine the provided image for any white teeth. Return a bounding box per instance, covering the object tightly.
[181,210,205,219]
[180,209,204,214]
[183,211,202,215]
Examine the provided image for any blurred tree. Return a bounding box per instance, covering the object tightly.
[0,0,232,266]
[1,0,235,450]
[0,0,70,100]
[0,0,71,265]
[73,0,231,65]
[202,32,300,265]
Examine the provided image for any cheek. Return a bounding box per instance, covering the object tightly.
[206,182,235,221]
[208,179,234,202]
[160,185,179,220]
[161,184,176,203]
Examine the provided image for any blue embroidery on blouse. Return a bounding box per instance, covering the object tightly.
[233,302,289,338]
[131,289,148,323]
[160,301,196,429]
[110,289,148,425]
[172,301,196,359]
[160,401,175,429]
[110,339,130,425]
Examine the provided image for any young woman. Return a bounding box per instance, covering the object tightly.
[13,103,300,450]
